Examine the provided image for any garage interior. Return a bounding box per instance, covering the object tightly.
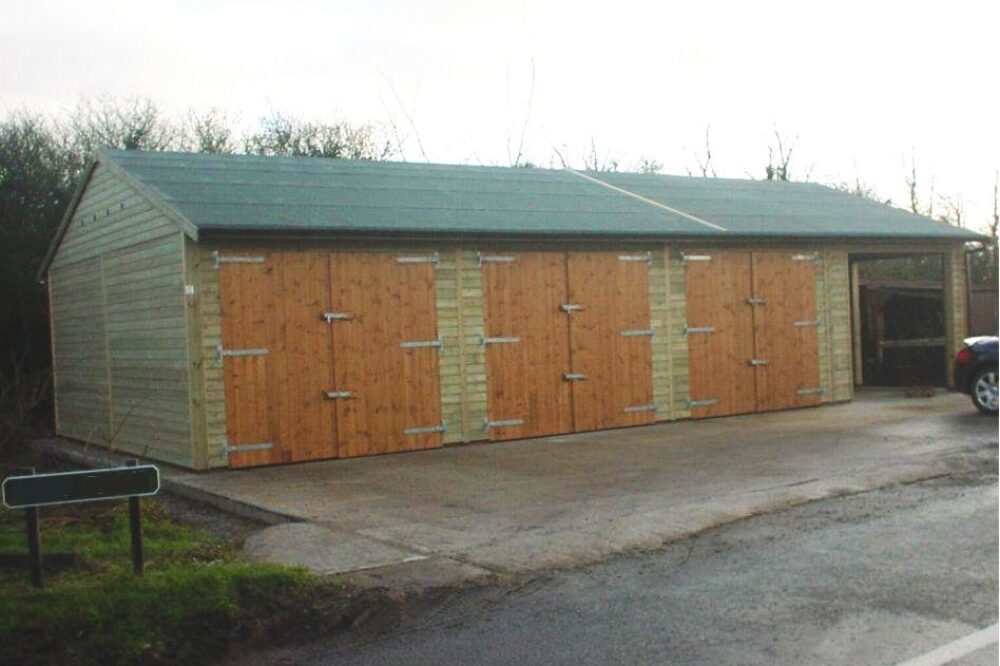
[39,150,982,470]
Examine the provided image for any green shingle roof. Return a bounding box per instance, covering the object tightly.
[102,150,981,241]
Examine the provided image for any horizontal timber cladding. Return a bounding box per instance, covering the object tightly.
[683,249,822,417]
[215,249,443,466]
[47,161,196,467]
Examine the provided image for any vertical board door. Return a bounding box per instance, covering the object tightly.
[684,250,757,418]
[329,252,444,457]
[750,251,822,411]
[566,252,656,430]
[481,252,573,441]
[219,251,336,467]
[267,252,337,462]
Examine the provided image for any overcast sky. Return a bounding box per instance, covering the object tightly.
[3,0,998,232]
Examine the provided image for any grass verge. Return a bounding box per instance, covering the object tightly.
[0,500,340,666]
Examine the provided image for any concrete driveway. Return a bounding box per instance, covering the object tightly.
[169,390,997,584]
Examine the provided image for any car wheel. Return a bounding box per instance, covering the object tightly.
[970,367,999,415]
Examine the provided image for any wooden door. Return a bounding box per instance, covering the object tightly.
[481,252,573,441]
[750,251,822,411]
[329,252,444,457]
[684,250,757,418]
[218,251,335,467]
[566,252,655,430]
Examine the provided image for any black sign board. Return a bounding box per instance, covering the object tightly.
[2,465,160,509]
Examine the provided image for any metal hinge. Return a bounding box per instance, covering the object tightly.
[213,251,265,268]
[478,253,516,265]
[480,335,520,345]
[687,398,719,408]
[748,359,769,366]
[796,387,824,396]
[400,338,443,349]
[322,311,352,322]
[216,346,268,361]
[618,252,652,265]
[624,403,657,414]
[561,303,583,314]
[747,297,767,305]
[681,253,711,265]
[685,325,716,336]
[620,328,654,338]
[794,319,820,327]
[484,417,524,430]
[563,372,587,381]
[792,253,819,262]
[404,423,446,436]
[224,441,274,454]
[324,390,353,399]
[396,252,439,265]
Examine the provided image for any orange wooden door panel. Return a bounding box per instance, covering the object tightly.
[329,253,443,457]
[750,251,822,412]
[567,252,655,430]
[268,252,337,462]
[219,252,277,467]
[219,251,336,468]
[481,252,573,441]
[684,250,757,418]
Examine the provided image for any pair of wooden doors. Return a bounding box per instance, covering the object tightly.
[685,249,822,418]
[218,251,443,467]
[480,251,656,441]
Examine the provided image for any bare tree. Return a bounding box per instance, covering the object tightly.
[991,171,999,241]
[904,154,936,217]
[691,126,717,177]
[506,59,536,167]
[185,108,237,154]
[69,95,179,157]
[244,112,394,160]
[581,138,620,172]
[636,157,663,174]
[830,176,890,204]
[377,68,430,162]
[765,130,795,181]
[938,194,965,228]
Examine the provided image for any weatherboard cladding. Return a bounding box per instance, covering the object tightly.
[101,150,980,241]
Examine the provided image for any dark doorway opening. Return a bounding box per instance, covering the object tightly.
[852,254,948,387]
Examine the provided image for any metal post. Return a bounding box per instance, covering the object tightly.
[126,459,144,575]
[24,467,42,588]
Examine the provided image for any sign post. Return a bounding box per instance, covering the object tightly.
[2,461,160,587]
[24,469,42,588]
[125,460,144,575]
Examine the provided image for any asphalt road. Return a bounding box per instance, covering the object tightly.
[281,439,998,666]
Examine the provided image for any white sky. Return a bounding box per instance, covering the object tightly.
[2,0,998,232]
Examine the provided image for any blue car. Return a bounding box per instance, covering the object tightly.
[953,336,999,414]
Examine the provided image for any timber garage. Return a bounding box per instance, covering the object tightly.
[39,150,981,470]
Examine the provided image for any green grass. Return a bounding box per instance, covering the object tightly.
[0,502,334,666]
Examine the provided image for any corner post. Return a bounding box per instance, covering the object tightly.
[942,245,968,389]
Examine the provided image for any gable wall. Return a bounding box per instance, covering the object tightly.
[48,164,195,467]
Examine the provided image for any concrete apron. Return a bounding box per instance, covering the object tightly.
[140,391,1000,587]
